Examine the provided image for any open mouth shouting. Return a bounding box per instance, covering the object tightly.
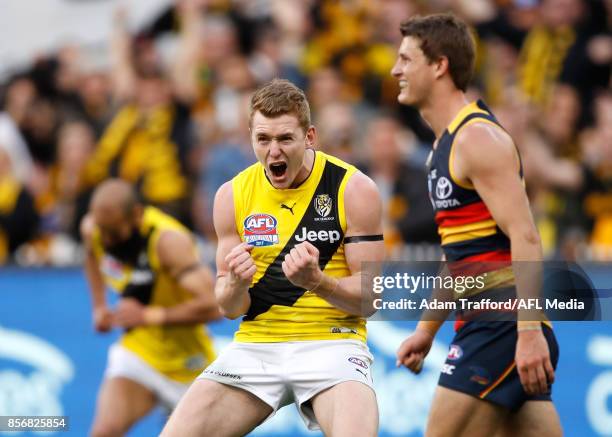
[268,161,288,181]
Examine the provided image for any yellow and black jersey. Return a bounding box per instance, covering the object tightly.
[91,206,215,383]
[232,150,366,343]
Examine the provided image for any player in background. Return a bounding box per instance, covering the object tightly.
[81,179,220,437]
[392,14,561,437]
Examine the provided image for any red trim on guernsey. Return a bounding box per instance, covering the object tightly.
[448,250,511,276]
[454,320,466,331]
[462,250,511,263]
[435,201,492,227]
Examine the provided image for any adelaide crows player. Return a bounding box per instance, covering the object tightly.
[392,14,561,437]
[81,179,220,437]
[162,79,384,436]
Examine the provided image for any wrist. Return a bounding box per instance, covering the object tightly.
[93,304,108,312]
[311,274,339,299]
[143,306,166,325]
[517,320,542,331]
[416,321,440,338]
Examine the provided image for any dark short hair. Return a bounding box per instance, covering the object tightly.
[400,13,475,92]
[249,79,311,133]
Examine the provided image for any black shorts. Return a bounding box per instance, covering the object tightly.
[438,321,559,411]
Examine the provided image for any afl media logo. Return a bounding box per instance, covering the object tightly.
[243,213,279,246]
[435,177,453,200]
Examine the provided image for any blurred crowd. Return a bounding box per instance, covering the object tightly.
[0,0,610,266]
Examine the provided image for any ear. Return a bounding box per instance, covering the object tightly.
[434,56,449,80]
[305,126,317,148]
[132,203,144,224]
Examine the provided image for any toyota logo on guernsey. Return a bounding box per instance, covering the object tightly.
[244,213,279,246]
[435,177,453,200]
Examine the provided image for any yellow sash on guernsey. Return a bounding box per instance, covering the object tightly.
[232,151,366,343]
[92,207,215,383]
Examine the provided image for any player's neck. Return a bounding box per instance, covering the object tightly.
[290,148,316,188]
[420,89,470,140]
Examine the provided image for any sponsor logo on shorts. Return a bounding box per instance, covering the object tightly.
[204,369,242,380]
[447,344,463,361]
[355,367,368,379]
[469,366,491,385]
[441,364,456,375]
[243,213,279,246]
[348,357,368,369]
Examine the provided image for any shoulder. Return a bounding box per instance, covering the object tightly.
[344,170,380,199]
[157,229,195,260]
[213,181,238,235]
[214,180,234,207]
[454,121,517,169]
[344,171,383,230]
[80,213,96,244]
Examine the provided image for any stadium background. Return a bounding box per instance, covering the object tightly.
[0,0,610,436]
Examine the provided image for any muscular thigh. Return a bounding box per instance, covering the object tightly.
[160,379,272,437]
[426,386,507,437]
[91,377,157,435]
[496,401,562,437]
[311,381,378,437]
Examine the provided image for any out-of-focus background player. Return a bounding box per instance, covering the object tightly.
[81,179,220,437]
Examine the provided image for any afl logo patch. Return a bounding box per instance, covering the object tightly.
[348,356,368,369]
[447,344,463,361]
[243,213,279,246]
[314,194,333,217]
[435,176,453,199]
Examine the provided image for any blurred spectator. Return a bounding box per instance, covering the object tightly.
[38,121,95,240]
[194,90,254,239]
[0,111,33,186]
[84,70,193,223]
[580,92,612,259]
[84,8,196,225]
[315,102,360,164]
[0,148,39,264]
[358,116,438,255]
[518,0,610,117]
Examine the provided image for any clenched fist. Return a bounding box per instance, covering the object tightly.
[396,329,434,373]
[282,241,323,290]
[225,242,257,288]
[93,306,113,332]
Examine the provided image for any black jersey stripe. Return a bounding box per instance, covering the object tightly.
[244,160,347,320]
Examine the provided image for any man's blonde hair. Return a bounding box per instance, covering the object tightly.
[249,79,311,133]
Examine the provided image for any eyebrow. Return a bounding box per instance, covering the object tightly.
[256,132,295,139]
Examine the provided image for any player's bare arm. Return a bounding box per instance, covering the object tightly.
[213,181,255,319]
[453,122,555,396]
[282,171,385,316]
[396,255,449,373]
[111,230,222,328]
[80,213,112,333]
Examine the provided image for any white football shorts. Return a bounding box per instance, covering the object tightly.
[197,339,375,430]
[104,343,190,411]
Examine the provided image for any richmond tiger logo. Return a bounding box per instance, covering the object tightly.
[314,194,333,218]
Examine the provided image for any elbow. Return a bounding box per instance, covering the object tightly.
[519,227,542,248]
[360,298,378,318]
[219,306,243,320]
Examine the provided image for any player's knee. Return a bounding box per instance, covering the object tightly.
[90,419,127,437]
